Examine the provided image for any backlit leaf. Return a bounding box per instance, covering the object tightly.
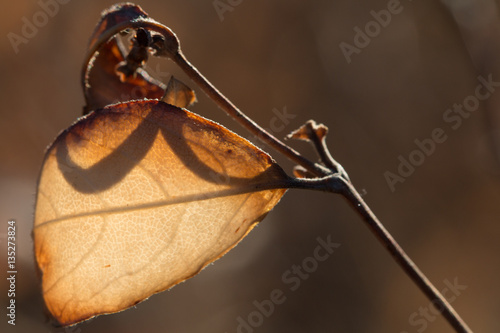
[33,100,288,326]
[163,76,197,108]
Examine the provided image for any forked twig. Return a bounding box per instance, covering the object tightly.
[84,11,472,332]
[167,39,473,333]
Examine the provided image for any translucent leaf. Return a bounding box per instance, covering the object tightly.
[33,100,288,326]
[163,76,197,108]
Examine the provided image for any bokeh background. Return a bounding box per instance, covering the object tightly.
[1,0,500,332]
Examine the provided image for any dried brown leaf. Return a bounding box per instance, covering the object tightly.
[163,76,197,109]
[83,3,165,113]
[33,100,287,326]
[87,3,149,52]
[84,37,166,113]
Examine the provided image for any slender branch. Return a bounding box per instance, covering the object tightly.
[297,120,338,170]
[312,132,338,170]
[164,27,472,333]
[289,120,350,181]
[170,50,331,177]
[81,14,472,332]
[284,174,345,193]
[315,130,350,181]
[336,178,472,333]
[269,170,473,332]
[82,19,330,177]
[263,170,473,332]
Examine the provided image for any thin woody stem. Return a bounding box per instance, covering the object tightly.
[266,172,473,332]
[337,178,472,333]
[81,19,330,177]
[291,120,350,181]
[172,45,472,331]
[82,16,472,332]
[170,50,331,177]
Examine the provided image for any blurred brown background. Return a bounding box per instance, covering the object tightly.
[1,0,500,332]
